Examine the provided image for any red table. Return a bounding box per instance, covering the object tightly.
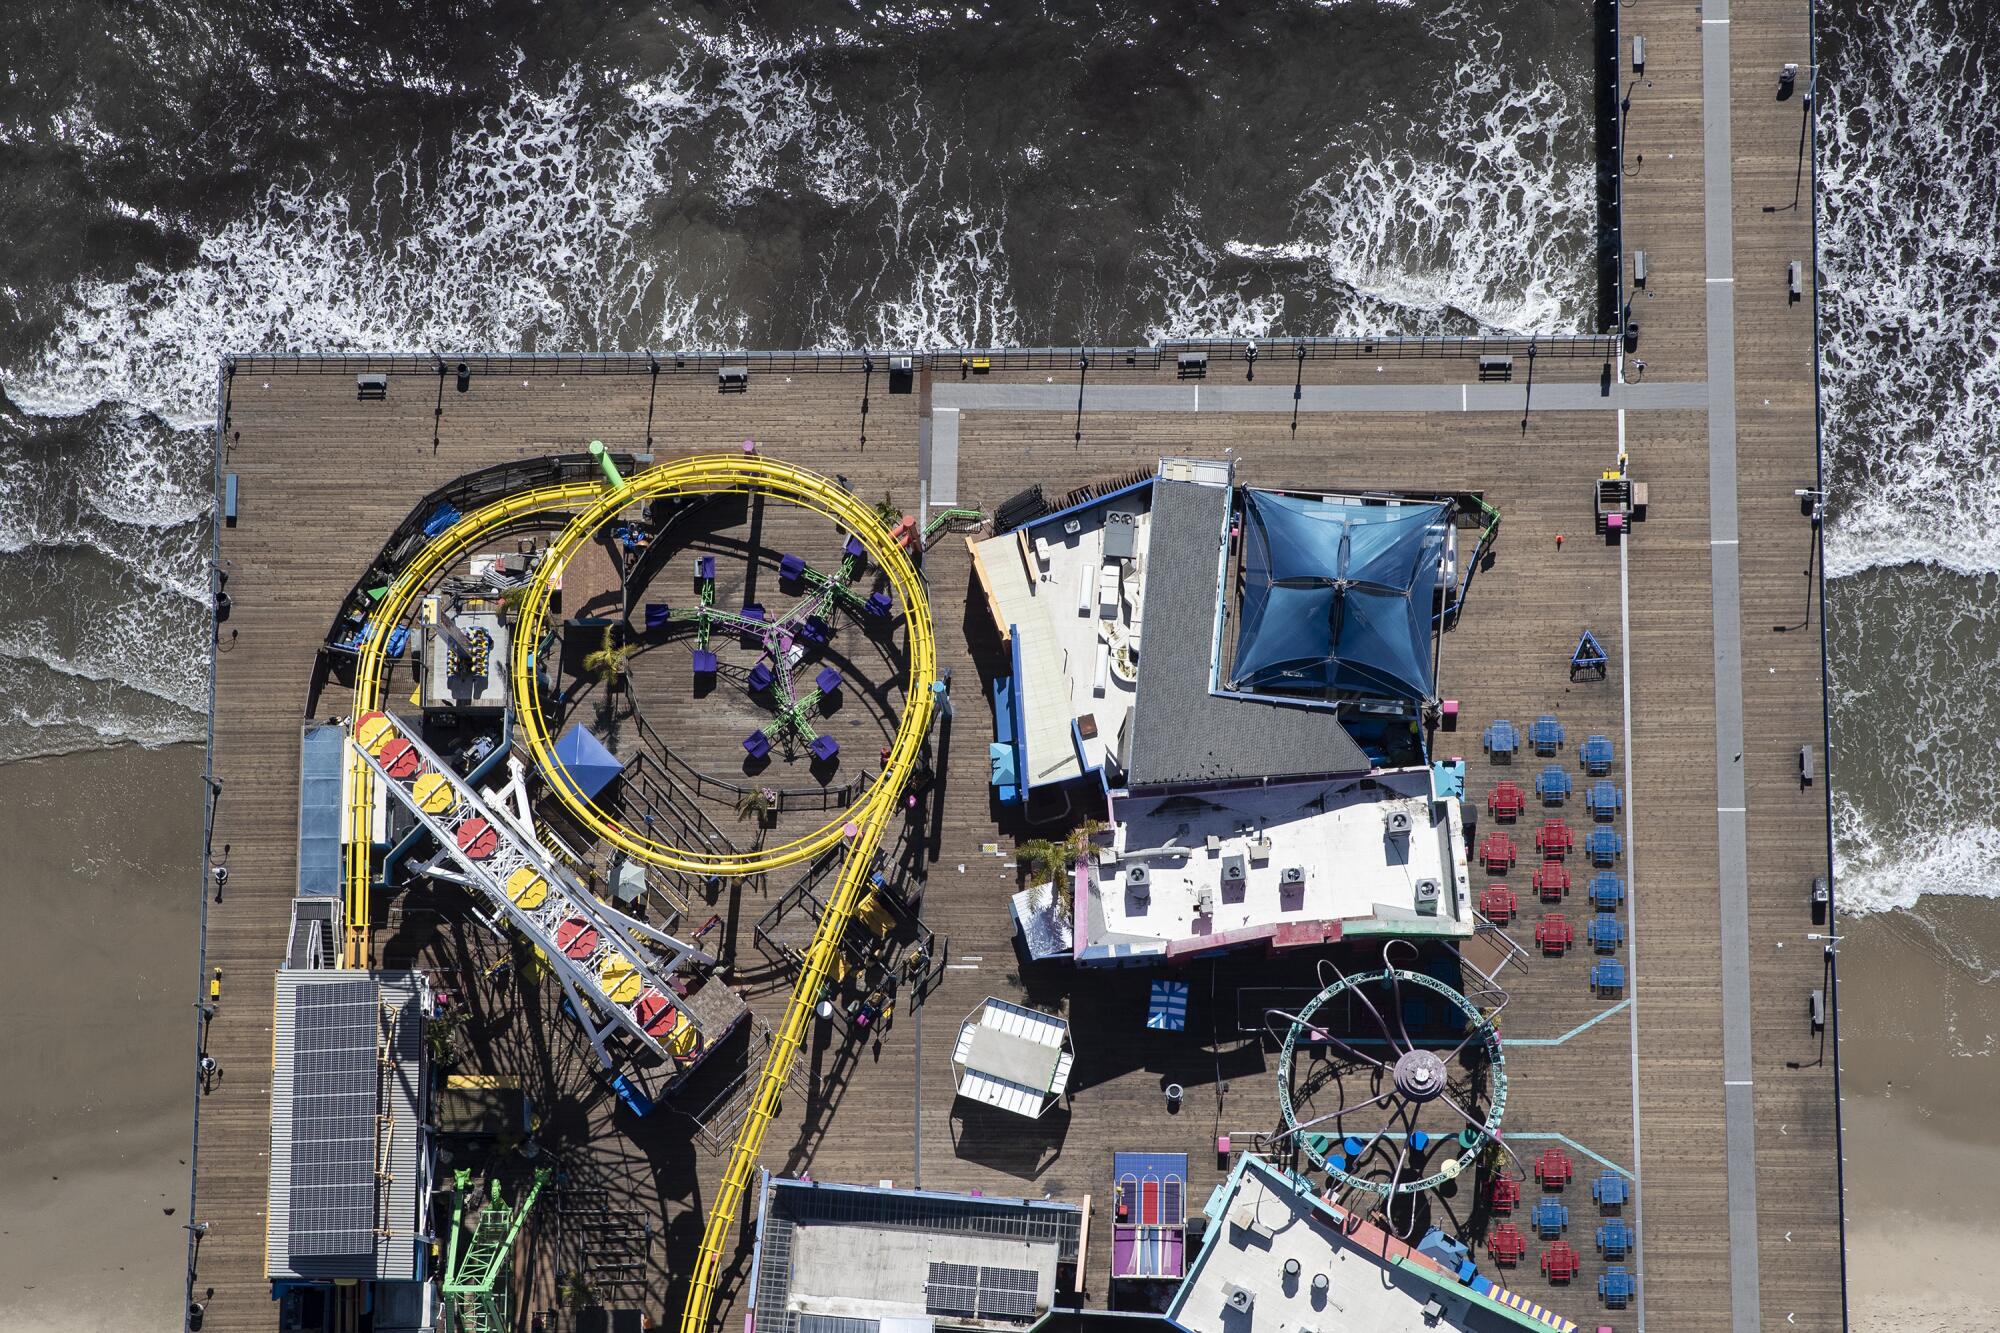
[1488,1223,1527,1266]
[1489,1175,1521,1213]
[1535,818,1574,857]
[1541,1240,1580,1282]
[1535,914,1573,955]
[1480,884,1518,924]
[1480,833,1518,872]
[1535,1147,1574,1189]
[1533,860,1572,902]
[1488,781,1527,820]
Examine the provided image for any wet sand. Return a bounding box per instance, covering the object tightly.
[1838,905,2000,1331]
[0,745,202,1332]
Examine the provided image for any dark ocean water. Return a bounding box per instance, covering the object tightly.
[0,0,1599,762]
[3,0,1996,947]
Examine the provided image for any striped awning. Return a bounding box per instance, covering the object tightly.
[1147,979,1189,1031]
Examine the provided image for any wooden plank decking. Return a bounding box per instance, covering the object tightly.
[183,1,1843,1330]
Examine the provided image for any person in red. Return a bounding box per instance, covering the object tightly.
[1555,533,1565,551]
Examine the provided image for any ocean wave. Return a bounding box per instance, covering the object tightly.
[1826,559,2000,918]
[1819,0,2000,580]
[1284,28,1595,336]
[1832,792,2000,917]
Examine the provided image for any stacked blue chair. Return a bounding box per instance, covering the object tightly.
[1586,828,1624,865]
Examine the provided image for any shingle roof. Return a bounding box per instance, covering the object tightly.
[1123,480,1371,787]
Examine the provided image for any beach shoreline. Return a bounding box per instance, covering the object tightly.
[0,744,203,1333]
[1839,906,2000,1329]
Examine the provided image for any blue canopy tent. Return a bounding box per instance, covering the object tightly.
[551,724,625,800]
[1229,490,1450,702]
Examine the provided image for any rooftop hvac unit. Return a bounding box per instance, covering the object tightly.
[1384,808,1414,835]
[1221,854,1247,884]
[1126,864,1150,889]
[1223,1285,1254,1313]
[1280,866,1307,887]
[1414,879,1442,914]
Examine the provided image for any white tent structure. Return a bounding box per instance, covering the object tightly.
[951,997,1075,1119]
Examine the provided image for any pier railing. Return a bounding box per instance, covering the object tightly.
[227,333,1620,384]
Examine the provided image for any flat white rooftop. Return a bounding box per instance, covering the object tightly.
[1085,769,1471,959]
[972,490,1151,790]
[788,1223,1058,1325]
[1170,1157,1568,1333]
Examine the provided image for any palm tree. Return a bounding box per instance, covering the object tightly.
[873,492,903,531]
[582,625,635,691]
[1017,819,1107,927]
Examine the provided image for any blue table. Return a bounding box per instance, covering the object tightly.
[1536,765,1572,804]
[1590,872,1626,910]
[1598,1267,1636,1307]
[1586,828,1624,864]
[1592,1172,1628,1207]
[1530,714,1565,754]
[1596,1218,1633,1259]
[1533,1198,1569,1238]
[1590,960,1627,993]
[1484,719,1519,759]
[1580,734,1615,775]
[1586,780,1623,819]
[1587,916,1625,951]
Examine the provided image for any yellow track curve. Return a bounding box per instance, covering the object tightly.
[341,455,936,1333]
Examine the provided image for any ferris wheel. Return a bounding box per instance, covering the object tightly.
[1271,941,1519,1232]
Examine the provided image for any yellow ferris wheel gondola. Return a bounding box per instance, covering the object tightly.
[355,710,396,756]
[506,867,549,911]
[412,770,456,816]
[597,955,643,1005]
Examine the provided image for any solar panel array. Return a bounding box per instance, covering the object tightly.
[287,978,380,1259]
[925,1262,1040,1322]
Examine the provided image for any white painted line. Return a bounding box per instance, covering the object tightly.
[1462,384,1469,412]
[1708,277,1736,284]
[1703,17,1731,22]
[945,963,980,971]
[1712,539,1739,545]
[1725,1079,1753,1086]
[1719,806,1747,813]
[1617,403,1650,1332]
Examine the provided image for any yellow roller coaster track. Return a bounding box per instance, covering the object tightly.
[343,480,604,966]
[341,455,936,1333]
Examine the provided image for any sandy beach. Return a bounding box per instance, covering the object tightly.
[1838,905,2000,1331]
[0,745,202,1333]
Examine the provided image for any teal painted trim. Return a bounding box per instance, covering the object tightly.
[1507,999,1631,1047]
[1505,1132,1635,1182]
[1373,1130,1634,1182]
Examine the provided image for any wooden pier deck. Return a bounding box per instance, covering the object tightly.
[184,2,1842,1330]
